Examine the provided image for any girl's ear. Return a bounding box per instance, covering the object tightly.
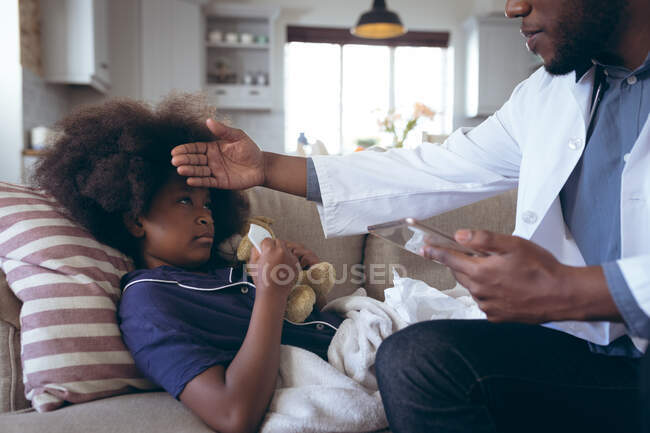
[122,214,145,238]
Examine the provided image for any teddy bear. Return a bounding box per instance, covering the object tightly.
[236,216,336,323]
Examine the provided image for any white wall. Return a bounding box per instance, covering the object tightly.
[0,0,24,184]
[473,0,507,16]
[23,68,70,135]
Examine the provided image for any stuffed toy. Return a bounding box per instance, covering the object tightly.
[236,216,336,322]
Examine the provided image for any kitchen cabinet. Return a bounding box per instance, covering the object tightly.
[202,3,279,110]
[140,0,203,103]
[464,15,540,117]
[40,0,110,93]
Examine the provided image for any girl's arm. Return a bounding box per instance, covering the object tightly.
[179,239,299,433]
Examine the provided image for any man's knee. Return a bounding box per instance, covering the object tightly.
[378,320,477,365]
[376,320,479,401]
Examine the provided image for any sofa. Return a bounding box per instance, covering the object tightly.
[0,186,516,432]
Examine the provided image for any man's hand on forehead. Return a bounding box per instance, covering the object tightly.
[171,119,265,190]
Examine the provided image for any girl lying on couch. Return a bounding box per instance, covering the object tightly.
[33,94,343,433]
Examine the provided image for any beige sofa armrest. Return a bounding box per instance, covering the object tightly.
[0,271,20,330]
[0,271,30,413]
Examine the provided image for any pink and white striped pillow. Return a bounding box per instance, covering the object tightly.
[0,182,156,412]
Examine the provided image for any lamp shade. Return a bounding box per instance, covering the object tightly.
[351,0,406,39]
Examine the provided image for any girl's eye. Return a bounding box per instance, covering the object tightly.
[204,202,212,209]
[178,197,191,205]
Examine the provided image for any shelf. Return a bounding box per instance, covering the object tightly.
[206,42,269,50]
[23,149,47,157]
[205,84,270,89]
[202,3,278,110]
[204,84,272,110]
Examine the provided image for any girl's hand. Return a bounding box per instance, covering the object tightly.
[171,119,265,190]
[285,241,320,269]
[249,239,300,298]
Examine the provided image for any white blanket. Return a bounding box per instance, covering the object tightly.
[261,274,484,433]
[261,288,401,433]
[324,289,408,390]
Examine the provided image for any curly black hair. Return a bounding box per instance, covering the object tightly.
[32,93,248,266]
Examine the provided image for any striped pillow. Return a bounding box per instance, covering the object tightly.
[0,182,156,412]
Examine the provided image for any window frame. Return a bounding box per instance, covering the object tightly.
[287,26,450,48]
[285,26,452,154]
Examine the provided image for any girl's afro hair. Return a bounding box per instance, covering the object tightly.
[32,92,248,263]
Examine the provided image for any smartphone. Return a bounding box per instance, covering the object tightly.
[367,217,487,258]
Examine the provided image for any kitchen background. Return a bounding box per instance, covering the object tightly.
[0,0,539,185]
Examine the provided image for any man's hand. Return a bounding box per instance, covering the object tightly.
[171,119,265,190]
[421,230,621,324]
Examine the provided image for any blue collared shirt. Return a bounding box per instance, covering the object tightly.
[306,54,650,357]
[560,53,650,357]
[118,265,342,398]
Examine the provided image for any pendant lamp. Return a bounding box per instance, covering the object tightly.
[351,0,406,39]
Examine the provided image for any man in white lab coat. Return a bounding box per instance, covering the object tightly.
[171,0,650,431]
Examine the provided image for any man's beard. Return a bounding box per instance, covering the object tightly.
[545,0,628,75]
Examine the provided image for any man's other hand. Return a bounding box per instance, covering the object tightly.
[420,230,617,324]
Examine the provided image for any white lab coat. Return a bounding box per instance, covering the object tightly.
[311,66,650,351]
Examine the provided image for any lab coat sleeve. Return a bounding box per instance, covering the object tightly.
[311,124,519,237]
[308,66,548,238]
[617,255,650,339]
[310,92,529,238]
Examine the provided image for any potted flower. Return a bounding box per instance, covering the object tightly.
[354,138,379,152]
[377,103,435,149]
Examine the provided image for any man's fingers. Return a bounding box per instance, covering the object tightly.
[450,271,487,300]
[206,118,240,141]
[186,177,219,188]
[177,165,212,177]
[171,142,208,156]
[422,246,480,276]
[171,154,208,167]
[206,118,226,137]
[454,229,521,254]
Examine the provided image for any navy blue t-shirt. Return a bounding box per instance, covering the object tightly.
[117,265,342,399]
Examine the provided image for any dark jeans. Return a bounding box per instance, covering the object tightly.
[375,320,645,433]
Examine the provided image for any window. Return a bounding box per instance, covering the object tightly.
[285,27,452,155]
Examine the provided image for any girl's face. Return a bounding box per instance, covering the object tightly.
[134,174,215,269]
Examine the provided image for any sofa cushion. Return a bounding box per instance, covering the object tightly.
[0,269,29,413]
[245,187,366,299]
[363,190,518,299]
[0,270,21,330]
[0,182,156,412]
[0,321,30,413]
[0,392,214,433]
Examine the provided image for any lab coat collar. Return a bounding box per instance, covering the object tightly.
[570,66,597,129]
